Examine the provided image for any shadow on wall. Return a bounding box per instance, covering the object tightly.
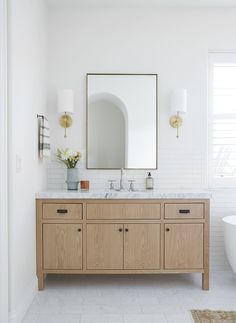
[88,92,128,168]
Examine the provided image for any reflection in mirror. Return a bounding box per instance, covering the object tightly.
[87,74,157,169]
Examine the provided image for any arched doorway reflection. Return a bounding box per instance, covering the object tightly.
[88,93,128,168]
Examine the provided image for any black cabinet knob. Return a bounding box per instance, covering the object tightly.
[77,228,81,232]
[125,228,129,232]
[119,228,123,232]
[166,228,170,232]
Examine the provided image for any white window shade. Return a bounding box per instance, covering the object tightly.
[209,53,236,187]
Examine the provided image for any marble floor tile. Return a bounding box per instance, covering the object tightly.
[165,312,192,323]
[24,314,81,323]
[124,314,167,323]
[23,271,236,323]
[80,314,123,323]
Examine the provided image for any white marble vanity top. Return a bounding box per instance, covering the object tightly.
[36,189,211,199]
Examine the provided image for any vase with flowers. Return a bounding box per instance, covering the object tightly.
[56,148,82,190]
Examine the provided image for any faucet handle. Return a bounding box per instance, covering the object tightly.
[108,180,116,190]
[128,180,136,191]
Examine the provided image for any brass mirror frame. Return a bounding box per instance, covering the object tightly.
[86,73,158,170]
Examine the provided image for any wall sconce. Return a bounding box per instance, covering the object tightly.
[57,89,74,138]
[169,88,187,138]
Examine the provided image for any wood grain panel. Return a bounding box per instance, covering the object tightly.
[124,224,160,270]
[43,224,83,269]
[43,203,82,220]
[86,224,123,269]
[202,200,210,290]
[87,203,161,220]
[165,203,204,219]
[165,223,203,269]
[36,199,44,289]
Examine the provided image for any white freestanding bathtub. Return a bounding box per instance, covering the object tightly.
[223,215,236,273]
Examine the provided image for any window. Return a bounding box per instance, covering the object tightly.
[209,53,236,188]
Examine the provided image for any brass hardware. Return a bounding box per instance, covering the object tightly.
[169,112,183,139]
[59,112,72,138]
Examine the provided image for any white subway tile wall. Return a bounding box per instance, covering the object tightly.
[47,148,232,273]
[47,148,205,190]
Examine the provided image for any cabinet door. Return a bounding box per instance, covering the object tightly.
[86,224,123,270]
[43,224,82,270]
[124,224,161,270]
[165,224,203,269]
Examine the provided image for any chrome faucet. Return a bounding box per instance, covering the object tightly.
[119,168,124,190]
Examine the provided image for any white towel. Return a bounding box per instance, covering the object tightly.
[39,117,51,158]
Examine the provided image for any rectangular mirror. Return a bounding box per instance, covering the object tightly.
[87,73,157,169]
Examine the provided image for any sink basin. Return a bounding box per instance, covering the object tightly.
[104,189,150,199]
[115,189,146,192]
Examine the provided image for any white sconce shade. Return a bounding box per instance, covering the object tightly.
[57,89,74,114]
[170,88,187,114]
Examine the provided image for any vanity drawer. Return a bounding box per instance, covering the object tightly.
[164,203,204,219]
[87,203,161,220]
[43,203,83,220]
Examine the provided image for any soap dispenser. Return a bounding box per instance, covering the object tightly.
[146,172,154,190]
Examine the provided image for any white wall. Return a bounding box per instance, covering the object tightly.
[8,0,48,321]
[0,0,8,321]
[46,7,236,165]
[46,7,236,273]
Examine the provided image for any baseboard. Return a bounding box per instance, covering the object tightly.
[9,277,38,323]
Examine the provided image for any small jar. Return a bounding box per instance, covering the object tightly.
[80,180,90,190]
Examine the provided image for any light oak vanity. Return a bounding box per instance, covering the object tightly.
[36,193,210,290]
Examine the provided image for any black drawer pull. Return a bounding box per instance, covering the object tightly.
[57,209,68,214]
[179,209,190,214]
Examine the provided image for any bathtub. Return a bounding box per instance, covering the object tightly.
[223,215,236,273]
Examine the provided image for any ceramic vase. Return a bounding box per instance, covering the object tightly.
[66,168,79,190]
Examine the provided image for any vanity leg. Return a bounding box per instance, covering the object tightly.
[38,272,44,290]
[202,272,209,290]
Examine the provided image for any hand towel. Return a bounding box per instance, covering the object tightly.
[39,116,51,158]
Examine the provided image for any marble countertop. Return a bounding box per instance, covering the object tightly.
[36,189,212,199]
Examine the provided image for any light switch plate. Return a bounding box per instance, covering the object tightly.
[16,154,22,173]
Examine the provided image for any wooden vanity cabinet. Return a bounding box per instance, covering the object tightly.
[36,198,209,291]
